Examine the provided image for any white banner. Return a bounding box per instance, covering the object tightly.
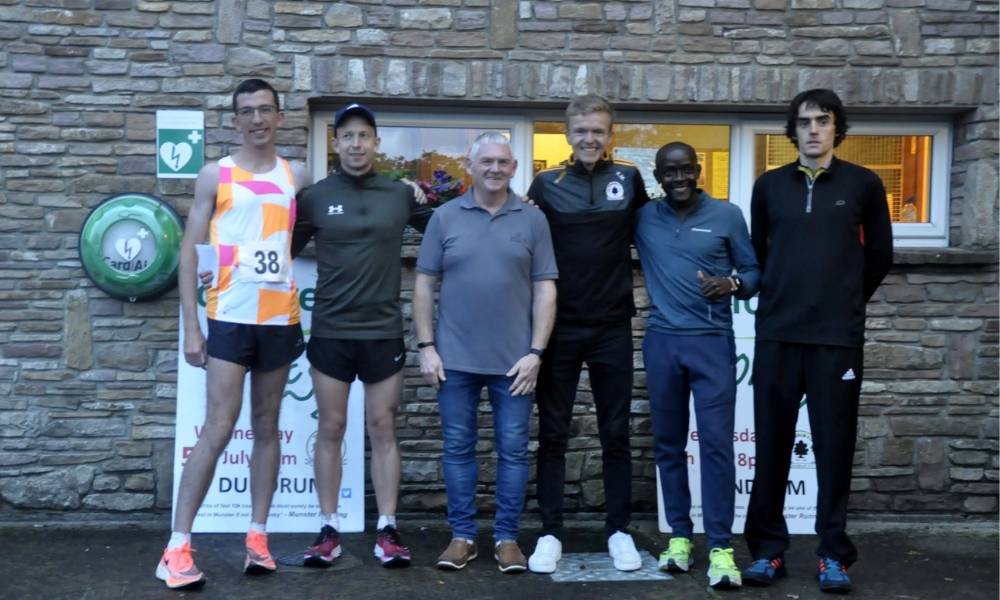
[657,296,818,534]
[173,258,366,533]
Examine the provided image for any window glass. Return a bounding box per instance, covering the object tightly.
[533,122,731,201]
[313,110,948,246]
[753,134,932,223]
[327,125,510,202]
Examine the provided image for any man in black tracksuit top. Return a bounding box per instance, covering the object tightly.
[525,95,649,574]
[742,89,893,594]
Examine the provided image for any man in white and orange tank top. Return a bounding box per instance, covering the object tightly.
[156,79,311,591]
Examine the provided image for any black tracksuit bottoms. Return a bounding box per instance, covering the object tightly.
[745,340,863,567]
[535,321,633,538]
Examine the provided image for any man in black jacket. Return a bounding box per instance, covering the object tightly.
[526,94,649,574]
[742,89,893,594]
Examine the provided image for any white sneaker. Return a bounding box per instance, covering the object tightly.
[528,534,562,573]
[608,531,642,571]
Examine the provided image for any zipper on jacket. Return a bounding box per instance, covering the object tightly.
[805,176,815,213]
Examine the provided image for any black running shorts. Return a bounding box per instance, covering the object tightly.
[206,319,305,372]
[306,337,405,384]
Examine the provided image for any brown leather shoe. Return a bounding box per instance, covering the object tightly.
[437,538,478,570]
[494,540,527,573]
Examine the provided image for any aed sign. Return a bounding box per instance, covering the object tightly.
[156,110,204,178]
[79,193,184,302]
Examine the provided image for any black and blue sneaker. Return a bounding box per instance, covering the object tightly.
[817,557,852,593]
[742,556,787,586]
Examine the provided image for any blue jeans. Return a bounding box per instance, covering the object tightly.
[437,369,533,542]
[643,330,737,549]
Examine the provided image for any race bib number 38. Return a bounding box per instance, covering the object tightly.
[238,241,290,283]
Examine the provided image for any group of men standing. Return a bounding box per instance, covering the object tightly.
[158,78,892,597]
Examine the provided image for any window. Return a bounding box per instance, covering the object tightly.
[755,133,933,223]
[533,122,731,201]
[739,120,951,247]
[311,108,950,247]
[310,112,532,200]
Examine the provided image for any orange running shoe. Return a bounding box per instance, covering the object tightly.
[244,530,277,574]
[155,543,206,590]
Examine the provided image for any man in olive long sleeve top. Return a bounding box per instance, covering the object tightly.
[292,104,431,569]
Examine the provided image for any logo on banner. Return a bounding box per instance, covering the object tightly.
[304,430,348,467]
[306,430,317,466]
[791,430,815,468]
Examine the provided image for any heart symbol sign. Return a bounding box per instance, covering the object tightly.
[115,237,142,261]
[160,142,193,172]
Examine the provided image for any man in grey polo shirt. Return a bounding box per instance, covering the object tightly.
[413,131,558,574]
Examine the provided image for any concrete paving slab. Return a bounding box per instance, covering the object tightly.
[547,552,671,583]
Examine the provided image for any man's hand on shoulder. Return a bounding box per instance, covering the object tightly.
[401,178,428,205]
[290,160,312,193]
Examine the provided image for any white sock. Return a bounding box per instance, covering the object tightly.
[377,515,396,531]
[167,531,191,550]
[249,522,266,534]
[321,513,339,530]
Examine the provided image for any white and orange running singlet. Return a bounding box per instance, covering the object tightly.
[205,155,300,326]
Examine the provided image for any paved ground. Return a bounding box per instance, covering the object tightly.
[0,517,995,600]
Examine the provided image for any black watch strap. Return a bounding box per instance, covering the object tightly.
[529,347,544,357]
[417,341,435,349]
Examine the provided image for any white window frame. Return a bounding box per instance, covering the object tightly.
[736,119,952,248]
[311,109,951,248]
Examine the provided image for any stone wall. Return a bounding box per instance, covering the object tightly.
[855,254,998,515]
[0,0,996,521]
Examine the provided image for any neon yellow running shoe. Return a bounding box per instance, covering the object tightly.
[658,537,693,573]
[708,547,742,589]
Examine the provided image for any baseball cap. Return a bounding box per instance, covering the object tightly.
[334,103,377,131]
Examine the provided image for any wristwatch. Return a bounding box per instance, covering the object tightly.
[529,347,544,357]
[417,341,435,349]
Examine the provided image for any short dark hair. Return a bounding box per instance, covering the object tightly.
[654,142,697,175]
[785,88,848,147]
[232,78,280,113]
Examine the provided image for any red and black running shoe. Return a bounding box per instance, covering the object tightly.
[303,525,342,568]
[373,525,412,567]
